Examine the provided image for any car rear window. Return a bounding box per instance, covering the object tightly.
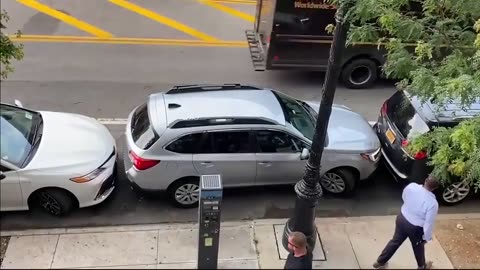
[131,103,159,150]
[387,91,431,139]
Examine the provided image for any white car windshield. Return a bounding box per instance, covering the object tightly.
[273,91,317,141]
[0,105,42,168]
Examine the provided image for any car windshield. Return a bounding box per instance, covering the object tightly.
[273,91,317,140]
[0,104,42,168]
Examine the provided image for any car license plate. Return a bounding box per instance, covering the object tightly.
[385,129,396,144]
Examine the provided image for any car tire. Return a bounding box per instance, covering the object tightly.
[436,181,471,206]
[341,58,378,89]
[168,178,200,209]
[36,189,75,216]
[320,168,357,196]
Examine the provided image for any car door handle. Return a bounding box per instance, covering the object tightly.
[258,162,272,167]
[200,162,214,167]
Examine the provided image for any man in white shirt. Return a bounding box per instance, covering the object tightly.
[373,175,440,269]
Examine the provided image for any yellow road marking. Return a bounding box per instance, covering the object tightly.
[16,0,112,38]
[199,0,255,22]
[10,34,247,47]
[108,0,218,41]
[211,0,256,4]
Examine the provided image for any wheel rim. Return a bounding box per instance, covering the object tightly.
[442,182,470,203]
[175,183,200,205]
[320,173,346,193]
[349,65,372,85]
[38,191,62,215]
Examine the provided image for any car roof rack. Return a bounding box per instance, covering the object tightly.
[165,84,263,94]
[169,117,277,129]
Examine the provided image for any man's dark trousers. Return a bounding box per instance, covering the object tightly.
[377,214,426,268]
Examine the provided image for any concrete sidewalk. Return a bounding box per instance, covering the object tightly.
[1,214,478,269]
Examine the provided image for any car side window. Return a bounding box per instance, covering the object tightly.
[200,131,251,154]
[256,130,305,153]
[165,133,204,154]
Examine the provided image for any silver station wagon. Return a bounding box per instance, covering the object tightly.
[123,84,381,208]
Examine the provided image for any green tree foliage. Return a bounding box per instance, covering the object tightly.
[328,0,480,190]
[1,9,24,79]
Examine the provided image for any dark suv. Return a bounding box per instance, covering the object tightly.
[375,90,480,205]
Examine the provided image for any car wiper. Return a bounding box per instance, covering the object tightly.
[22,119,43,166]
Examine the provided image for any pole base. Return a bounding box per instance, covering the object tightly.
[281,217,317,252]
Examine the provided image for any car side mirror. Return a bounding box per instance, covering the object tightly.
[300,148,310,160]
[14,99,24,108]
[0,172,6,180]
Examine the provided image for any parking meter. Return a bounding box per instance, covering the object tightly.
[197,175,223,269]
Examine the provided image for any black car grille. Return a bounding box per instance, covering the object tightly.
[96,160,117,199]
[96,173,115,199]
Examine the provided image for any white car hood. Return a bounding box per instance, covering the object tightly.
[26,111,115,173]
[305,101,380,152]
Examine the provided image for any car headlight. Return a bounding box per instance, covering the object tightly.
[360,147,381,162]
[70,168,107,183]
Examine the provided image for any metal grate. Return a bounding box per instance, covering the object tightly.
[201,175,222,190]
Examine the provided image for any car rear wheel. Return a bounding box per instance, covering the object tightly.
[168,178,200,208]
[320,168,357,196]
[438,181,471,206]
[36,189,75,216]
[341,58,378,89]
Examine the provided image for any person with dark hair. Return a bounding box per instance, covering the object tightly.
[373,175,441,269]
[284,231,313,269]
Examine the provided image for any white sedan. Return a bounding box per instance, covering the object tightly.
[0,101,117,216]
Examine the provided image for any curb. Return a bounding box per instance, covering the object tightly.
[1,214,479,237]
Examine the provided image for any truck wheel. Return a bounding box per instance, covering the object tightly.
[341,58,378,89]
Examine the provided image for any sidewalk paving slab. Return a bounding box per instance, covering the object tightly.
[1,235,59,269]
[51,231,158,268]
[77,264,157,269]
[157,259,259,269]
[345,219,454,269]
[157,225,256,264]
[1,215,470,269]
[312,223,360,269]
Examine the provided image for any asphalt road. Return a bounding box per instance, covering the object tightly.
[1,0,478,230]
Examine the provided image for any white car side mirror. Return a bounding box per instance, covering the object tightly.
[300,148,310,160]
[0,171,6,181]
[14,100,23,108]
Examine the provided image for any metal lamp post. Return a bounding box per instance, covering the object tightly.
[282,3,350,250]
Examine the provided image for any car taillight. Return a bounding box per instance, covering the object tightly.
[129,150,160,170]
[414,151,427,160]
[401,140,427,160]
[381,102,387,115]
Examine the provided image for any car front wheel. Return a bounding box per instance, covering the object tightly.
[320,168,357,196]
[36,189,75,216]
[438,181,471,206]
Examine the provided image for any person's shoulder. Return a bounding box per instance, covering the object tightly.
[404,182,418,191]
